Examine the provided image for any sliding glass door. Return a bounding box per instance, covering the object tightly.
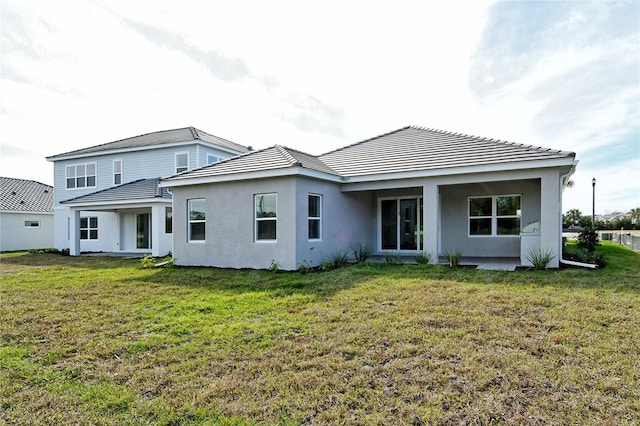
[380,197,423,251]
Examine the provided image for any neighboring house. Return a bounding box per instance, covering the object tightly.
[159,126,577,270]
[46,127,250,256]
[0,177,54,251]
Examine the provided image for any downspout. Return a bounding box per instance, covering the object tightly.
[559,164,597,269]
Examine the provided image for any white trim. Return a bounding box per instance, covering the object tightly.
[61,198,171,208]
[46,140,244,162]
[23,220,41,228]
[0,210,53,215]
[158,166,342,188]
[468,194,522,237]
[113,159,123,186]
[175,152,189,174]
[377,196,423,252]
[187,198,206,242]
[308,193,322,241]
[254,193,277,242]
[65,162,97,190]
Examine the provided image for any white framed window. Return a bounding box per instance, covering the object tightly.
[66,163,96,189]
[188,199,206,241]
[207,154,218,164]
[308,194,322,240]
[255,193,277,241]
[24,220,40,228]
[176,153,189,173]
[113,160,122,185]
[165,207,173,234]
[469,195,521,236]
[80,217,98,240]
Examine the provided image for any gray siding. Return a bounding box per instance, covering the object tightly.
[439,179,541,257]
[0,212,53,251]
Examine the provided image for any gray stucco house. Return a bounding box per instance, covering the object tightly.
[159,126,577,270]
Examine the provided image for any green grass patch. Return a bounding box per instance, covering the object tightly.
[1,243,639,424]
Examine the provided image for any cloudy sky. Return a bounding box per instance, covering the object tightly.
[1,0,638,214]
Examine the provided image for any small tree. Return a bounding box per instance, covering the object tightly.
[577,225,599,252]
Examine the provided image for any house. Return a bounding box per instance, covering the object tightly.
[158,126,577,270]
[46,127,250,256]
[0,177,54,251]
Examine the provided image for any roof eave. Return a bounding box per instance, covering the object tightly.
[61,198,171,208]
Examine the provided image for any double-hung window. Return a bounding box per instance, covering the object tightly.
[188,199,206,241]
[113,160,122,185]
[66,163,96,189]
[176,153,189,173]
[255,193,277,241]
[80,217,98,240]
[308,194,321,240]
[469,195,521,236]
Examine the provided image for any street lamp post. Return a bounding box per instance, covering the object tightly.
[592,177,596,227]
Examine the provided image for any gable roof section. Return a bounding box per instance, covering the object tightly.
[0,177,53,212]
[319,126,576,177]
[61,178,170,205]
[161,145,341,185]
[46,127,250,161]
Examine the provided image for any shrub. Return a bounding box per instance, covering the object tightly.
[575,248,607,268]
[577,226,599,252]
[350,243,372,263]
[268,260,280,273]
[383,251,401,265]
[444,249,462,267]
[320,261,333,271]
[526,247,556,270]
[141,254,156,269]
[298,260,311,274]
[414,251,433,264]
[327,250,350,268]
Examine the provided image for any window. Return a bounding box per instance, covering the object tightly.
[165,207,173,233]
[176,153,189,173]
[66,163,96,189]
[308,194,321,240]
[469,195,521,236]
[188,199,206,241]
[113,160,122,185]
[24,220,40,228]
[207,154,218,164]
[80,217,98,240]
[255,193,277,241]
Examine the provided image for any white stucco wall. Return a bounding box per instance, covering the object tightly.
[0,212,54,251]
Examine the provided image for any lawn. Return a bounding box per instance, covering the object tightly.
[1,243,639,425]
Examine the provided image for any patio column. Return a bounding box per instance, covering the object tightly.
[151,204,163,257]
[423,181,440,264]
[69,209,81,256]
[540,170,561,268]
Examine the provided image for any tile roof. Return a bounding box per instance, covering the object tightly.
[0,177,53,212]
[165,145,340,181]
[319,126,576,177]
[47,127,250,160]
[61,178,170,205]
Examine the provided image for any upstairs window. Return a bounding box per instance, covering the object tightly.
[113,160,122,185]
[188,199,206,241]
[255,193,277,241]
[66,163,96,189]
[207,154,218,164]
[308,194,322,240]
[176,153,189,173]
[80,217,98,240]
[469,195,521,236]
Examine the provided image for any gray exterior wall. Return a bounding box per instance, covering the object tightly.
[0,212,54,251]
[294,177,375,268]
[439,179,541,257]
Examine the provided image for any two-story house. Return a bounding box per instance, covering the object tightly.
[46,127,250,256]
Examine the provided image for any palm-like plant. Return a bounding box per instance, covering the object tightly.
[630,208,640,225]
[565,208,583,226]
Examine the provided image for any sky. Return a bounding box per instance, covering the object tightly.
[1,0,638,215]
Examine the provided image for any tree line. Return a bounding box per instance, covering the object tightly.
[563,208,640,230]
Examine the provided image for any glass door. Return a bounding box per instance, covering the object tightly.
[400,199,417,250]
[380,197,422,251]
[136,213,150,249]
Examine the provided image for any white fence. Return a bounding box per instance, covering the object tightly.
[600,231,640,252]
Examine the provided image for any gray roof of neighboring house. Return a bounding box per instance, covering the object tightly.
[47,127,250,160]
[0,177,53,212]
[319,126,576,177]
[164,145,340,181]
[61,178,170,205]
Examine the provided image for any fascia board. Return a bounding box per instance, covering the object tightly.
[61,198,171,208]
[158,167,342,188]
[0,210,53,214]
[46,141,242,162]
[341,158,577,184]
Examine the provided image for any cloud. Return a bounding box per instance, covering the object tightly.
[121,18,251,81]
